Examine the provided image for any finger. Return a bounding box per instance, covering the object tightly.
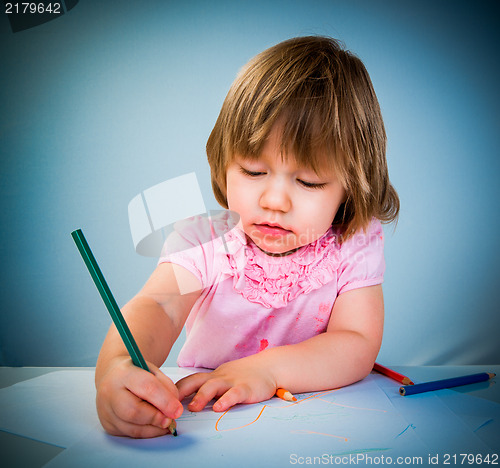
[110,389,173,429]
[124,369,183,420]
[212,385,252,412]
[187,378,230,412]
[151,366,180,399]
[106,417,172,439]
[98,387,171,438]
[176,372,213,401]
[148,364,183,417]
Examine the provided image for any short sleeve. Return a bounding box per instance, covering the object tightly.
[336,218,385,295]
[158,216,213,288]
[157,211,240,291]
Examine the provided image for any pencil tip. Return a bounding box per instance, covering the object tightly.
[168,421,178,437]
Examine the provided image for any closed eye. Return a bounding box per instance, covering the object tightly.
[298,179,328,189]
[239,166,265,177]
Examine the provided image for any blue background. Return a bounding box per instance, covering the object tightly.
[1,0,499,366]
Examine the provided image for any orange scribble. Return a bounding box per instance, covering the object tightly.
[214,389,339,432]
[215,405,267,432]
[296,389,337,403]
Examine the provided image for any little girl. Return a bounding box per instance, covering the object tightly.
[95,36,399,438]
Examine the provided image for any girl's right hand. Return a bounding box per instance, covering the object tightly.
[95,357,184,438]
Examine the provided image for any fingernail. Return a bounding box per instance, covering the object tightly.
[161,418,171,429]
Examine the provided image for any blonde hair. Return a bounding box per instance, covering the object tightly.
[207,36,399,239]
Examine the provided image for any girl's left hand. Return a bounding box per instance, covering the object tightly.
[175,358,277,412]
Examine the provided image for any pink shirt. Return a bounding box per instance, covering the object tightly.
[159,213,385,369]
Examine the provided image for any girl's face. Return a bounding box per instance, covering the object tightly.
[226,125,346,255]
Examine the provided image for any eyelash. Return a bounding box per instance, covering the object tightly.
[238,167,327,190]
[239,167,264,177]
[298,180,328,190]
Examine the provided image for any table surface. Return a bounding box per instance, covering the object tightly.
[1,365,498,467]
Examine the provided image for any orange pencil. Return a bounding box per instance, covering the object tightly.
[373,362,414,385]
[276,388,297,401]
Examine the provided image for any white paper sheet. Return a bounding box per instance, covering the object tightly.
[0,369,497,468]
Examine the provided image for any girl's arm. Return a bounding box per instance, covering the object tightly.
[177,284,383,412]
[95,262,201,438]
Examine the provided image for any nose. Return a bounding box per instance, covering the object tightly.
[259,178,292,213]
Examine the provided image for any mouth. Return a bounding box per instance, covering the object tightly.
[253,222,292,237]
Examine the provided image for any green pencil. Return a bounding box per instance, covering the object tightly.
[71,228,177,436]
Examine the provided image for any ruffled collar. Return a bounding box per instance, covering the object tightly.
[220,226,340,309]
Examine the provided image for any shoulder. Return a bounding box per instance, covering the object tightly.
[335,218,385,295]
[158,210,243,287]
[336,218,384,256]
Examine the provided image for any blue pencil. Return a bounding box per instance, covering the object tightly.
[399,372,496,396]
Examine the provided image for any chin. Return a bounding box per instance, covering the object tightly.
[255,241,299,257]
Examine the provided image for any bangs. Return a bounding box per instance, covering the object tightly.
[234,102,342,179]
[220,37,352,183]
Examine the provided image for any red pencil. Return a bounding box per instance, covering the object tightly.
[373,362,414,385]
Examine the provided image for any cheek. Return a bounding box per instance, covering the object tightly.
[225,171,238,208]
[302,194,342,230]
[226,178,247,213]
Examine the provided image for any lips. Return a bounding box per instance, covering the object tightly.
[253,223,292,237]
